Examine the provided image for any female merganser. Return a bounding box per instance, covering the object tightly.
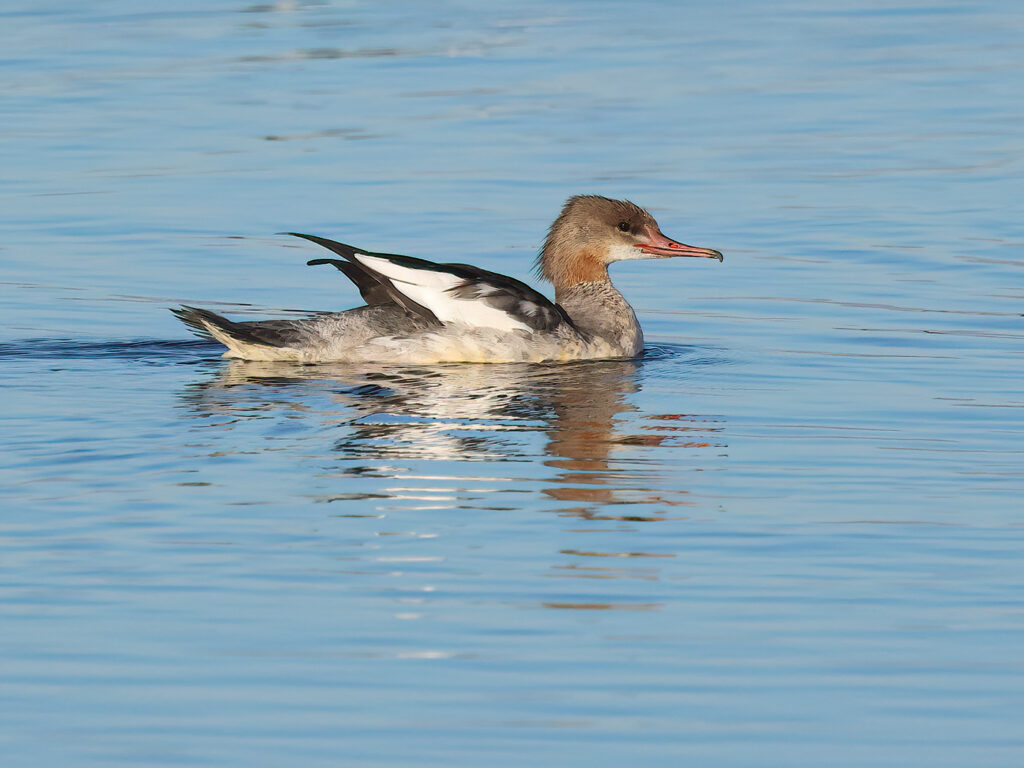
[173,195,722,364]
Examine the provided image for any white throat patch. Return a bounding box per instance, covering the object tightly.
[605,243,648,263]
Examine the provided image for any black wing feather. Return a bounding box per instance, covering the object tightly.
[288,232,572,333]
[289,233,440,325]
[306,258,393,306]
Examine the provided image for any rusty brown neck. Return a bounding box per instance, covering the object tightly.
[547,249,610,302]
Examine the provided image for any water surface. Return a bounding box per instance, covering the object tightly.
[2,1,1023,766]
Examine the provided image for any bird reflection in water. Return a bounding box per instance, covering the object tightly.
[540,364,716,521]
[181,354,725,521]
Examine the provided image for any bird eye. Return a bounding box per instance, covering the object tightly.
[617,221,630,232]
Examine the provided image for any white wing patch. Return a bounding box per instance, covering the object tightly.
[353,254,533,333]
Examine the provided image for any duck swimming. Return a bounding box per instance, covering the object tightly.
[173,195,723,364]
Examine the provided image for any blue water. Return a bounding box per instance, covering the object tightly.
[2,1,1023,766]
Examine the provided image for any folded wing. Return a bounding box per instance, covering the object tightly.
[292,233,572,333]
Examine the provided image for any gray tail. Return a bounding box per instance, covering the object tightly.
[171,305,221,341]
[171,306,307,359]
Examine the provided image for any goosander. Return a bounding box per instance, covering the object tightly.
[173,195,722,364]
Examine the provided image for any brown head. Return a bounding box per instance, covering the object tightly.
[536,195,722,298]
